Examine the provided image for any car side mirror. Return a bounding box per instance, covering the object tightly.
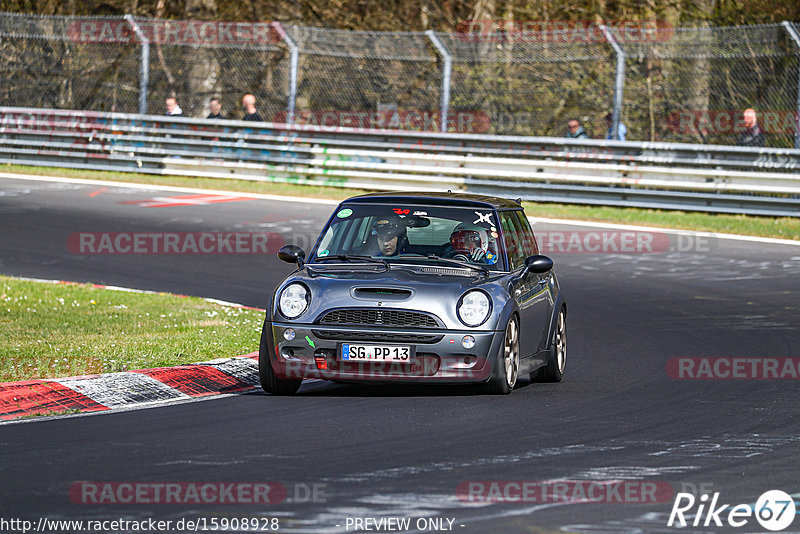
[278,245,306,267]
[524,255,553,274]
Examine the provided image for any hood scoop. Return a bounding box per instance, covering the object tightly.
[352,287,413,301]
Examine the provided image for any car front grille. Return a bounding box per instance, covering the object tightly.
[318,308,440,328]
[311,330,444,344]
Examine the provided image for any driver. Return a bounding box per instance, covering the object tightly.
[447,223,498,264]
[371,216,408,256]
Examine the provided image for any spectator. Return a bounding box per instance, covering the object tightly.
[605,113,627,141]
[165,97,183,116]
[242,94,263,122]
[207,97,224,119]
[566,118,588,139]
[736,108,765,147]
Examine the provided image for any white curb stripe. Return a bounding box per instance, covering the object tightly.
[53,372,190,408]
[203,358,260,387]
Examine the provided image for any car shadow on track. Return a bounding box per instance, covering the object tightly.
[254,378,543,397]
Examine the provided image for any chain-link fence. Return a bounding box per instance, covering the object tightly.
[434,32,617,136]
[617,24,800,147]
[1,12,799,147]
[0,13,141,112]
[285,26,442,129]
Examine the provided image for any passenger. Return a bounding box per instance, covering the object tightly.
[370,217,408,256]
[446,223,498,264]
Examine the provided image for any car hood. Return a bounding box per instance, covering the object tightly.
[273,263,510,331]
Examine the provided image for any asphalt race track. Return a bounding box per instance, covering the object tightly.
[1,175,799,533]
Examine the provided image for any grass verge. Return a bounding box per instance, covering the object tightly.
[0,275,263,383]
[2,163,798,240]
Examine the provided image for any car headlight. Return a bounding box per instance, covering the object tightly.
[278,283,309,319]
[457,290,491,327]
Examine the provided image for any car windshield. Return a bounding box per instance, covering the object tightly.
[312,204,506,271]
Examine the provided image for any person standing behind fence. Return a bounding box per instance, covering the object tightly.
[605,113,627,141]
[566,118,588,139]
[242,94,263,122]
[736,108,765,147]
[165,97,183,116]
[207,97,225,119]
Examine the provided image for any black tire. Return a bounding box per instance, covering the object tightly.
[484,316,520,395]
[258,322,302,395]
[534,306,566,382]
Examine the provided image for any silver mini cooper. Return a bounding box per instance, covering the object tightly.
[259,192,566,395]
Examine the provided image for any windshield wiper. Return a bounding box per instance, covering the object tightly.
[314,255,389,269]
[425,254,489,276]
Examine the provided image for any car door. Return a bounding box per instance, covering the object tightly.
[500,210,554,362]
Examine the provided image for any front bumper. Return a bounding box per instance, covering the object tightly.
[267,322,503,383]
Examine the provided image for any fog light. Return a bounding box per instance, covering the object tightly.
[461,335,476,349]
[283,328,296,341]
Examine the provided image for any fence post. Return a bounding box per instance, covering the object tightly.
[600,25,625,140]
[270,22,298,124]
[782,21,800,149]
[124,15,150,115]
[425,30,452,133]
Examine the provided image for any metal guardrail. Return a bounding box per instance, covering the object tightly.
[1,107,799,217]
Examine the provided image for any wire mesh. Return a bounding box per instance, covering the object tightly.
[145,42,290,120]
[0,12,799,146]
[0,14,140,112]
[285,25,442,131]
[125,16,291,119]
[616,24,800,147]
[435,31,616,136]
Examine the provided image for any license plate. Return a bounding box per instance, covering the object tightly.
[341,343,413,363]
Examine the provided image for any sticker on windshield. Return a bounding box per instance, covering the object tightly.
[336,208,353,218]
[413,210,428,216]
[318,249,330,257]
[485,252,498,265]
[473,211,492,225]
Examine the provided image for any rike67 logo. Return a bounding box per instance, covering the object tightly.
[668,490,796,531]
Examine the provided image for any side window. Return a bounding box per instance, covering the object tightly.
[514,210,539,256]
[499,212,526,270]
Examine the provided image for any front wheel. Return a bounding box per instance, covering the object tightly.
[534,307,566,382]
[258,322,302,395]
[484,316,519,394]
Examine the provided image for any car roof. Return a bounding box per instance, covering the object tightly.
[342,191,522,210]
